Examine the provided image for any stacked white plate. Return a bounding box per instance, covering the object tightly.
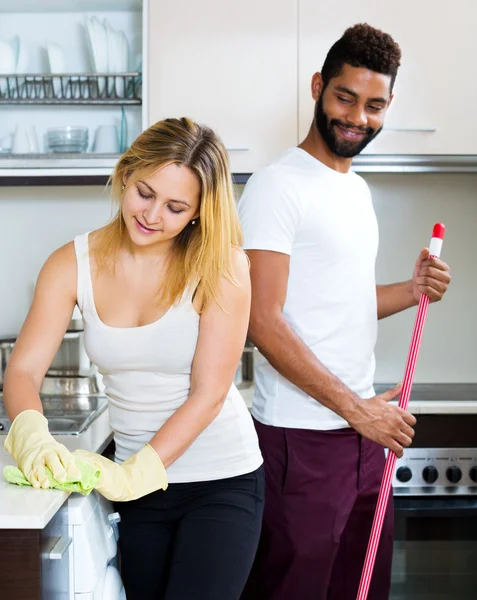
[47,126,89,153]
[85,17,129,96]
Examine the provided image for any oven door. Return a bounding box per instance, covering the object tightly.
[391,496,477,600]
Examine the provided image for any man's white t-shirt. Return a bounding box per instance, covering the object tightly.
[238,147,379,430]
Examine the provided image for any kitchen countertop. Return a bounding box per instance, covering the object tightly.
[404,400,477,414]
[0,408,112,530]
[239,383,477,414]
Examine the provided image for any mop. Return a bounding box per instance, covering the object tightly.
[356,222,446,600]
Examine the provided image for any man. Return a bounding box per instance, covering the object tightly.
[238,23,451,600]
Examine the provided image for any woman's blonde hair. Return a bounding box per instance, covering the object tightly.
[93,117,243,311]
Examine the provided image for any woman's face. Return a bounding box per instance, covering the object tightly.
[122,163,201,248]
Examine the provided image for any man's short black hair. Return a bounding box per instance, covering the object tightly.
[321,23,402,91]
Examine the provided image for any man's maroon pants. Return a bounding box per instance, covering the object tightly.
[242,418,394,600]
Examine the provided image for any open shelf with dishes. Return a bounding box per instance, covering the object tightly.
[0,0,146,180]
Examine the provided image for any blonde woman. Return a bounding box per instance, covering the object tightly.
[4,118,264,599]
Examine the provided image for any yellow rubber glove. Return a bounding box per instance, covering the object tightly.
[72,444,168,502]
[4,410,81,489]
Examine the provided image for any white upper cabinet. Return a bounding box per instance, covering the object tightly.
[299,0,477,155]
[148,0,298,172]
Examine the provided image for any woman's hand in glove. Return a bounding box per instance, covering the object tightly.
[4,410,81,489]
[72,444,168,502]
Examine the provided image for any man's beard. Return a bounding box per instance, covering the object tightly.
[315,96,382,158]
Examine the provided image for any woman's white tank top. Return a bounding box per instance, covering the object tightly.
[74,233,262,483]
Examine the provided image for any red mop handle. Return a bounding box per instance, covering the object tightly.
[356,222,446,600]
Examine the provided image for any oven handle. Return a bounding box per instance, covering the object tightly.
[394,496,477,517]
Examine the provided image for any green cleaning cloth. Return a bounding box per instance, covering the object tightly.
[3,458,101,496]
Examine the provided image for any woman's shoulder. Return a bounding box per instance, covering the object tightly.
[217,247,251,302]
[35,241,78,300]
[193,247,250,313]
[41,227,103,276]
[231,245,249,269]
[45,240,77,270]
[87,226,107,247]
[230,246,250,284]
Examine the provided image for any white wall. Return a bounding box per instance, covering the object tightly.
[1,173,476,383]
[0,185,113,334]
[365,173,477,383]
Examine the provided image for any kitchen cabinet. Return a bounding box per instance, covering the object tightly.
[148,0,298,173]
[3,0,477,183]
[0,412,115,600]
[0,520,72,600]
[298,0,477,155]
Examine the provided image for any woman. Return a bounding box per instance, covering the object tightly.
[4,117,264,599]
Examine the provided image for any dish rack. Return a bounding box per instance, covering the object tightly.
[0,72,142,105]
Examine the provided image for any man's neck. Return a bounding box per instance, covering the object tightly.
[298,126,353,174]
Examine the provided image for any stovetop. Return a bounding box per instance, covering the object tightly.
[0,394,108,435]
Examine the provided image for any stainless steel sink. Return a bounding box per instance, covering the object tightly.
[0,394,108,435]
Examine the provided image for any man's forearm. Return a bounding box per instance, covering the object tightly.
[377,281,417,320]
[249,314,362,422]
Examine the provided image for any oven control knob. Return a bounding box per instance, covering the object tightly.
[422,466,439,484]
[396,466,412,483]
[446,466,462,484]
[469,467,477,483]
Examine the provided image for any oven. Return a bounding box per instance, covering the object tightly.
[386,384,477,600]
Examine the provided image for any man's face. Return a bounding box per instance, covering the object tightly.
[315,64,393,158]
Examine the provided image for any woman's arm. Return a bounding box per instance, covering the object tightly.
[3,242,81,487]
[4,242,78,420]
[148,248,251,468]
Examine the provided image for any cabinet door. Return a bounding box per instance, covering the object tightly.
[40,505,71,599]
[148,0,297,172]
[299,0,477,154]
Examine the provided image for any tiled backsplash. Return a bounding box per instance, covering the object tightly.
[1,172,476,382]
